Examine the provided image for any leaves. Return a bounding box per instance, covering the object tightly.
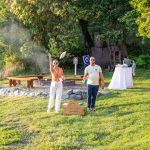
[130,0,150,38]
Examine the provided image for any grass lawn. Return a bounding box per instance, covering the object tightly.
[0,69,150,150]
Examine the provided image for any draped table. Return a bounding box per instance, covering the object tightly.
[108,66,133,90]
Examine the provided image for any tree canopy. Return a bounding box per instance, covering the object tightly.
[130,0,150,38]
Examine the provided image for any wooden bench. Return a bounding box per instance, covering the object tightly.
[8,77,39,88]
[17,75,44,80]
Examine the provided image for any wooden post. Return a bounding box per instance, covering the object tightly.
[9,79,12,87]
[27,80,33,88]
[12,80,17,86]
[27,81,30,88]
[30,80,33,88]
[18,80,21,85]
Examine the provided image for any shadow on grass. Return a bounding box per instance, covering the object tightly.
[97,92,121,101]
[95,101,150,117]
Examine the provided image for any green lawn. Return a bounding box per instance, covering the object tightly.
[0,69,150,150]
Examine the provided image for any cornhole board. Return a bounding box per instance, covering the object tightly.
[63,102,85,116]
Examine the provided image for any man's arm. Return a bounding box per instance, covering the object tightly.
[83,67,88,80]
[83,72,88,80]
[100,72,105,89]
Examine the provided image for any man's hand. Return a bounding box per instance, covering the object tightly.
[83,73,88,80]
[101,81,105,89]
[99,72,105,89]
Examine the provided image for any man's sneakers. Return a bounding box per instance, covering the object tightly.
[87,108,92,112]
[87,108,96,112]
[92,108,96,112]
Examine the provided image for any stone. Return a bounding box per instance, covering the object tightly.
[34,92,42,97]
[42,92,49,98]
[14,90,20,96]
[70,94,76,99]
[24,92,29,96]
[62,92,69,99]
[20,91,26,96]
[29,92,35,97]
[0,88,9,96]
[73,89,82,95]
[75,94,82,100]
[12,87,20,92]
[66,89,73,95]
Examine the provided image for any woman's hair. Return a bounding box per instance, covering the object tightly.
[53,59,59,62]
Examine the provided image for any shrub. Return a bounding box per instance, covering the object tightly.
[135,55,150,68]
[3,53,24,77]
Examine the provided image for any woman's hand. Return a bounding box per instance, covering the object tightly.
[61,76,65,80]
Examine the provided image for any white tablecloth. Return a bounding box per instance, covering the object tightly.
[108,67,133,90]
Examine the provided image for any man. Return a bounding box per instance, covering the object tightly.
[123,56,131,67]
[83,56,105,112]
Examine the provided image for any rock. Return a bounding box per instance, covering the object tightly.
[70,94,76,99]
[12,87,20,92]
[0,88,9,96]
[62,92,69,99]
[0,87,90,100]
[75,94,82,100]
[34,92,42,97]
[20,91,26,96]
[73,89,82,95]
[29,92,35,97]
[8,92,14,96]
[66,89,73,95]
[24,92,29,96]
[42,92,49,98]
[14,90,20,96]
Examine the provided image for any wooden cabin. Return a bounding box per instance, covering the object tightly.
[91,34,122,70]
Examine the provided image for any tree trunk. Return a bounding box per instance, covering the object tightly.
[79,19,94,53]
[118,29,128,59]
[119,41,128,59]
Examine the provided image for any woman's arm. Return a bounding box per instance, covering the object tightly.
[48,53,54,72]
[60,68,65,80]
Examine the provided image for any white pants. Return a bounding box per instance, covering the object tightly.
[48,81,63,112]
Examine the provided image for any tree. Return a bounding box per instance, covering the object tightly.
[130,0,150,38]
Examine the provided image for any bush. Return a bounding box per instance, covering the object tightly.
[135,55,150,68]
[2,53,25,77]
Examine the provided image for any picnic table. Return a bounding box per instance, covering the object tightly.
[7,75,44,88]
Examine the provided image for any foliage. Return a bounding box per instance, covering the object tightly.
[134,54,150,68]
[2,52,24,76]
[0,69,150,149]
[130,0,150,38]
[0,0,149,71]
[0,0,9,23]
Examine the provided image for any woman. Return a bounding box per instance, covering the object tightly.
[47,55,65,113]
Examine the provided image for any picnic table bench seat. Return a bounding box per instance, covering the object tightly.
[17,75,44,80]
[8,76,42,88]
